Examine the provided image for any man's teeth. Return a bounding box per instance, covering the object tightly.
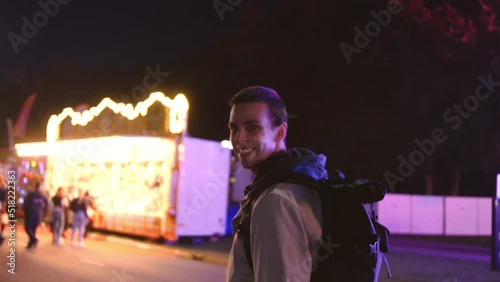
[239,148,252,154]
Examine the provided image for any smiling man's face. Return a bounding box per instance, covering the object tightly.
[228,102,285,174]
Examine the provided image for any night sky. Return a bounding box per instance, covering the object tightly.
[0,0,287,147]
[1,1,221,70]
[1,0,498,196]
[0,0,235,126]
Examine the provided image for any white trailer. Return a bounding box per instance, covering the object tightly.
[15,92,231,241]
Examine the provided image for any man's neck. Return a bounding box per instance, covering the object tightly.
[251,148,288,176]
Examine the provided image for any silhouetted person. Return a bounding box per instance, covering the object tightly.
[23,183,48,249]
[0,177,7,246]
[83,190,96,238]
[63,186,75,238]
[70,190,88,247]
[51,187,67,245]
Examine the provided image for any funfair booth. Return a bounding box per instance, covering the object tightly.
[15,92,230,241]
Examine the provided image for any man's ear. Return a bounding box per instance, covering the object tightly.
[275,123,288,142]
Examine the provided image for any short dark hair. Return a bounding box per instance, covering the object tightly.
[228,86,288,127]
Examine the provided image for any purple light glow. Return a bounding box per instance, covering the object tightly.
[497,174,500,198]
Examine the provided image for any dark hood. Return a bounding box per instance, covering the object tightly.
[234,147,328,234]
[250,147,328,188]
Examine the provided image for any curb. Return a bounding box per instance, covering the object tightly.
[89,233,229,266]
[176,250,229,266]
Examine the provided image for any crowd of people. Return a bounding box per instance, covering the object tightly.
[0,181,96,249]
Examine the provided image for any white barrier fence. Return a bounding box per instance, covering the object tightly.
[377,194,492,236]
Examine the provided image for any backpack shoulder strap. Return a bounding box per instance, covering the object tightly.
[239,217,254,273]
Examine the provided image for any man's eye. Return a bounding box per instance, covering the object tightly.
[247,125,258,131]
[229,127,238,132]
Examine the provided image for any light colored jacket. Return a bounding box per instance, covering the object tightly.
[226,182,323,282]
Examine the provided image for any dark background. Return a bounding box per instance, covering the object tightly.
[1,0,500,196]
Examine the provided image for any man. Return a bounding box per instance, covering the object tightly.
[226,86,328,282]
[23,182,48,249]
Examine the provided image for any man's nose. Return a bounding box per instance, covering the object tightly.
[235,129,247,142]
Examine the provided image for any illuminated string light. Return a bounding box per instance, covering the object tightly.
[46,92,189,142]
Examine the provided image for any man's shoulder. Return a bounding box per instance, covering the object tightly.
[251,182,323,239]
[257,182,320,209]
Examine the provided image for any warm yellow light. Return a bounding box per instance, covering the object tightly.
[16,142,53,157]
[46,92,189,142]
[31,161,37,167]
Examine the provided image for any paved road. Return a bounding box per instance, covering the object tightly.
[374,237,499,282]
[2,224,500,282]
[179,235,500,282]
[0,226,226,282]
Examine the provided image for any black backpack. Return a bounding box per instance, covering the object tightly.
[236,169,390,282]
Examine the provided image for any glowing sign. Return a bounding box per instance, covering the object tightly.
[16,142,52,157]
[46,92,189,142]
